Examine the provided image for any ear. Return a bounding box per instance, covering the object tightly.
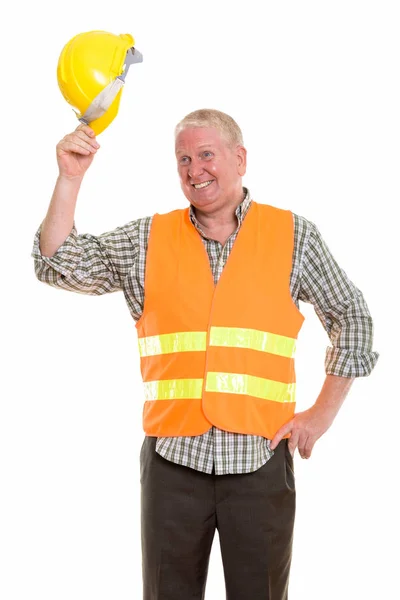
[236,145,247,176]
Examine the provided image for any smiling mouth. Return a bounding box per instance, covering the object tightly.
[192,180,214,190]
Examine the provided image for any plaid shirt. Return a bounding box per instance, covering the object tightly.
[32,189,379,475]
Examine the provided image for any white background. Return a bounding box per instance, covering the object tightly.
[1,1,397,598]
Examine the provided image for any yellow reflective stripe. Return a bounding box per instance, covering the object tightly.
[144,379,204,401]
[138,332,207,357]
[209,326,296,358]
[205,372,296,403]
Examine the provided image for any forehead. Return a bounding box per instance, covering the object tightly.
[175,126,227,153]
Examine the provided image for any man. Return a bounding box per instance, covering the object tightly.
[32,109,379,599]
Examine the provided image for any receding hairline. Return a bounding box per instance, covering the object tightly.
[174,109,244,148]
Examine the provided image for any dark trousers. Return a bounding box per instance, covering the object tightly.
[140,436,296,600]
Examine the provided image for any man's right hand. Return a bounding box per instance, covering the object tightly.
[56,124,100,180]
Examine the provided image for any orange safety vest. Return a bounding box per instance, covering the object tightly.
[136,201,305,439]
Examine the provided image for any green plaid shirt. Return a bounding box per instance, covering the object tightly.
[32,189,379,474]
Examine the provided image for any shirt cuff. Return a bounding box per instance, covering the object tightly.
[325,346,380,378]
[31,223,83,277]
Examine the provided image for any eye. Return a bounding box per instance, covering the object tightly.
[179,156,190,165]
[202,151,213,159]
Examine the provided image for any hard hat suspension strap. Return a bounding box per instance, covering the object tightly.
[78,47,143,126]
[78,78,125,124]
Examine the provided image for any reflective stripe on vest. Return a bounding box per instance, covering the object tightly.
[144,378,204,400]
[138,326,296,358]
[209,327,296,358]
[138,331,207,357]
[205,372,295,403]
[143,373,295,404]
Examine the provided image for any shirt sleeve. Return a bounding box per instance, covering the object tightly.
[297,218,379,377]
[31,219,142,295]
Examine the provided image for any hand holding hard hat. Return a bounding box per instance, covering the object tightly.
[57,30,143,135]
[56,124,100,180]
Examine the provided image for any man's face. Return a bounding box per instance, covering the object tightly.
[175,127,247,213]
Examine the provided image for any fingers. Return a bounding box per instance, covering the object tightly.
[271,412,322,459]
[289,434,317,459]
[57,126,100,156]
[271,420,304,458]
[75,123,95,137]
[281,429,314,459]
[74,129,100,147]
[270,420,293,451]
[299,436,315,460]
[287,429,300,457]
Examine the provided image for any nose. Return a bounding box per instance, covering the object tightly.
[188,158,204,180]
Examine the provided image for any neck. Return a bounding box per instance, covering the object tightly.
[193,189,245,232]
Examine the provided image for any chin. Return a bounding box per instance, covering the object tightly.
[183,186,219,208]
[190,195,217,209]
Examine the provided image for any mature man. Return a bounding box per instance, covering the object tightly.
[32,109,379,599]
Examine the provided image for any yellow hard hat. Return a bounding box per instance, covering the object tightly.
[57,30,143,135]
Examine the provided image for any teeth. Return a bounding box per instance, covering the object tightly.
[194,180,213,189]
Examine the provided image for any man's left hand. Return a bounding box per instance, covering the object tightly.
[270,405,336,459]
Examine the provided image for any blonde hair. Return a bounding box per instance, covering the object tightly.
[175,108,244,147]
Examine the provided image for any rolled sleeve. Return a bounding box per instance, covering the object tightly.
[325,347,379,378]
[32,224,83,279]
[298,221,379,377]
[32,220,140,295]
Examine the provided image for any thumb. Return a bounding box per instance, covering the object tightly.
[270,420,293,451]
